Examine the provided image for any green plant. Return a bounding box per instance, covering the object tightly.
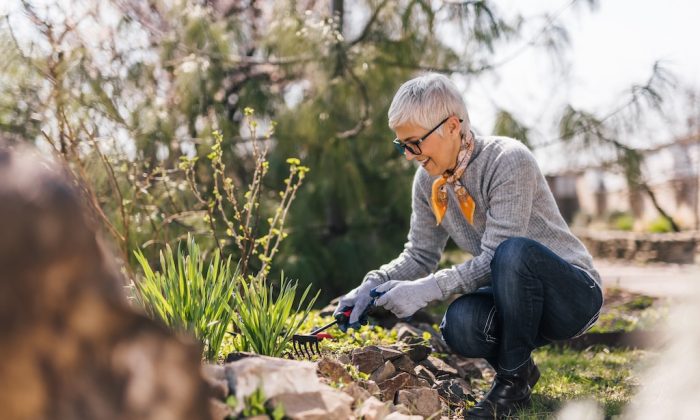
[133,235,237,361]
[289,310,406,357]
[611,212,635,231]
[226,388,285,420]
[231,273,319,357]
[180,110,309,280]
[624,295,655,311]
[647,215,674,233]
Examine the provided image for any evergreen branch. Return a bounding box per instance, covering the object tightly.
[336,66,371,139]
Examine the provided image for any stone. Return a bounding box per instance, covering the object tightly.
[202,364,230,401]
[415,377,431,388]
[377,346,404,361]
[336,353,352,365]
[342,382,371,405]
[391,404,411,415]
[576,229,700,264]
[441,355,466,380]
[352,346,385,374]
[370,360,396,383]
[378,372,414,401]
[414,365,437,385]
[392,355,416,373]
[420,356,459,377]
[416,322,451,354]
[317,357,353,384]
[270,386,353,420]
[204,376,230,400]
[224,351,259,363]
[225,356,322,413]
[384,411,423,420]
[202,364,227,381]
[393,323,424,345]
[358,380,382,398]
[0,147,210,419]
[406,345,432,363]
[434,378,474,406]
[396,387,442,418]
[209,399,233,420]
[446,355,484,380]
[356,396,391,420]
[463,357,494,380]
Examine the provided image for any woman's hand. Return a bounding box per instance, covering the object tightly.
[333,272,384,331]
[371,276,443,319]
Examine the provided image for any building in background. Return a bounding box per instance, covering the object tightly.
[547,133,700,230]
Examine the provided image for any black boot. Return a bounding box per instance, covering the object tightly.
[465,358,540,419]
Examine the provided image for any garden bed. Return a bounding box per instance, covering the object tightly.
[204,286,664,419]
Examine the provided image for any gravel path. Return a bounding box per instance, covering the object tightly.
[596,259,700,299]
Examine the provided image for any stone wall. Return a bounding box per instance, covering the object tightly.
[574,229,700,264]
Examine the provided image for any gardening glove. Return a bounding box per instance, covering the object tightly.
[334,271,385,332]
[371,276,444,319]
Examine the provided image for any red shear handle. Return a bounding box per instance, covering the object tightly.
[335,307,353,323]
[315,332,333,340]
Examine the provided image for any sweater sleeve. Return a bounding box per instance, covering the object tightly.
[378,169,450,281]
[432,144,538,298]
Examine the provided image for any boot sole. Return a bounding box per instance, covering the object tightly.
[465,395,532,419]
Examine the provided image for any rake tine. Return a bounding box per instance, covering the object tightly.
[298,341,307,359]
[304,342,312,359]
[314,340,320,356]
[292,339,301,359]
[297,341,306,359]
[306,342,314,360]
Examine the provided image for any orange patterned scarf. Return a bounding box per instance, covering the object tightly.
[430,131,475,225]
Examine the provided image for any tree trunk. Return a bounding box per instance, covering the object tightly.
[640,182,681,232]
[331,0,345,77]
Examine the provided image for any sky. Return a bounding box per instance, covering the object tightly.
[457,0,700,172]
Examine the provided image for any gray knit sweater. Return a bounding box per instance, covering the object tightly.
[375,135,601,299]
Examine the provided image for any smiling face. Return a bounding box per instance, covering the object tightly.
[393,116,463,176]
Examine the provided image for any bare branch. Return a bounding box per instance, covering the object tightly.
[349,0,390,47]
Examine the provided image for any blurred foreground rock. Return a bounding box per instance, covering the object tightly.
[0,145,210,420]
[620,283,700,419]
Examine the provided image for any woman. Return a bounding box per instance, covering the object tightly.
[334,73,602,419]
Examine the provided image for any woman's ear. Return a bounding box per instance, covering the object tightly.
[449,117,460,136]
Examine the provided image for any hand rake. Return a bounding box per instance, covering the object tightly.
[291,308,352,359]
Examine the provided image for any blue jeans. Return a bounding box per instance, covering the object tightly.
[439,237,603,374]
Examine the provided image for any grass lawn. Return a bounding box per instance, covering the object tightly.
[468,345,655,419]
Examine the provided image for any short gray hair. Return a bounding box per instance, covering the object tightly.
[388,73,471,136]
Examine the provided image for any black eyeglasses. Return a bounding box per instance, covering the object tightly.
[392,117,463,155]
